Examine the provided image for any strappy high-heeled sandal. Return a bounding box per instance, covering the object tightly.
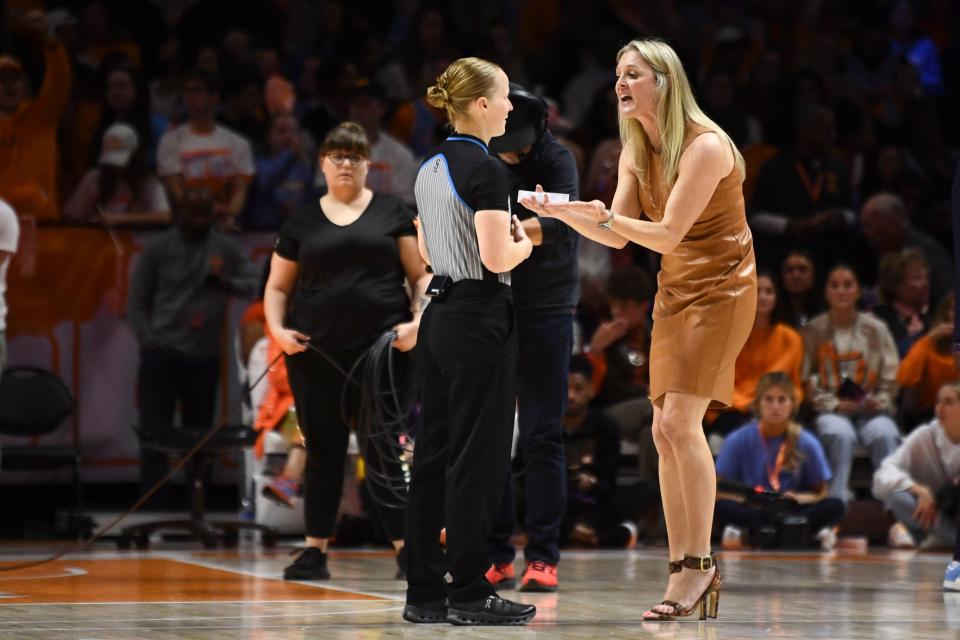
[645,553,721,621]
[669,560,683,574]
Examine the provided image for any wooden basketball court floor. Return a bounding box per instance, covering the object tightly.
[0,545,956,638]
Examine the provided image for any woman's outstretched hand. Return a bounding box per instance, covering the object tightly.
[519,184,608,224]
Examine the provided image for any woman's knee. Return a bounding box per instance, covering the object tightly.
[862,415,901,442]
[816,413,857,443]
[657,409,704,448]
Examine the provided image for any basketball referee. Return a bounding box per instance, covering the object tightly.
[402,57,537,626]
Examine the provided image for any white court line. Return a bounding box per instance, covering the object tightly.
[166,553,403,601]
[0,567,87,582]
[0,604,404,626]
[0,599,382,607]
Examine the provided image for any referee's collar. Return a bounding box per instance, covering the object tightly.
[446,134,489,153]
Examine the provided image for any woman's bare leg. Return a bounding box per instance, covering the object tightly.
[645,392,716,618]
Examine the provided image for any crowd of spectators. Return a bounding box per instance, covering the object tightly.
[2,0,959,551]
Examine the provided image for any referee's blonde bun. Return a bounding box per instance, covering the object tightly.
[425,83,449,109]
[426,57,502,124]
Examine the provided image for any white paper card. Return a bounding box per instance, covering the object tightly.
[518,190,569,204]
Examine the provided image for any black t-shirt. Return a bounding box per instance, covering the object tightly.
[505,131,581,314]
[275,193,415,352]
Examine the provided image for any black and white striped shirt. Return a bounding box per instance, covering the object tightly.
[414,134,512,285]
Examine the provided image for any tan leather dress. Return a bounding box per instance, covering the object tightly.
[639,126,757,409]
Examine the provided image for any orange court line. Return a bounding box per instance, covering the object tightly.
[0,558,384,604]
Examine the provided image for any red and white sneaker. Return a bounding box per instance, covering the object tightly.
[485,562,516,590]
[519,561,558,592]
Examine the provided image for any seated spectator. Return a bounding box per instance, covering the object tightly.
[91,57,168,170]
[244,113,315,230]
[781,250,823,330]
[157,69,255,229]
[254,323,306,509]
[711,272,804,435]
[872,248,933,356]
[888,0,945,96]
[0,11,71,221]
[873,382,960,557]
[219,64,268,155]
[749,104,865,275]
[337,80,416,206]
[64,124,171,225]
[715,372,845,550]
[127,188,258,502]
[561,355,650,548]
[585,266,656,481]
[860,192,952,302]
[898,293,958,431]
[76,0,142,70]
[806,265,901,501]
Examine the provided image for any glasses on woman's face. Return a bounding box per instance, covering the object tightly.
[326,153,366,167]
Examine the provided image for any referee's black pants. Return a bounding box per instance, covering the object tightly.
[405,281,518,605]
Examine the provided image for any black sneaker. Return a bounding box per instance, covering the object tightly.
[283,547,331,580]
[402,598,448,624]
[395,546,407,580]
[447,593,536,626]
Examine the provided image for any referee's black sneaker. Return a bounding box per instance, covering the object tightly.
[402,599,449,623]
[447,593,536,626]
[283,547,330,580]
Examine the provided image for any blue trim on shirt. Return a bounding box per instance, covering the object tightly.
[446,135,489,153]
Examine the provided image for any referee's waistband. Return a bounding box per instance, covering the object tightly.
[441,278,512,301]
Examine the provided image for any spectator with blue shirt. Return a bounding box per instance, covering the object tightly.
[715,372,845,549]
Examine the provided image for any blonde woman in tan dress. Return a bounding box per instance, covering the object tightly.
[522,39,756,621]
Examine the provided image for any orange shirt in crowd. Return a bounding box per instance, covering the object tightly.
[897,334,958,412]
[0,43,71,220]
[731,322,804,412]
[253,324,294,458]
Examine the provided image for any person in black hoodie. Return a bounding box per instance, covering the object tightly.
[484,83,580,592]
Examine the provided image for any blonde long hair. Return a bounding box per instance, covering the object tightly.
[616,39,745,194]
[753,372,805,472]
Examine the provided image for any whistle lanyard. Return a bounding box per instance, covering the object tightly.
[757,424,788,493]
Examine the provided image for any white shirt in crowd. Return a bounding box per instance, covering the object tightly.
[0,199,20,333]
[873,419,960,499]
[157,124,255,197]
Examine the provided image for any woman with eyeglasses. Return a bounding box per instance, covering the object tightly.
[264,121,431,581]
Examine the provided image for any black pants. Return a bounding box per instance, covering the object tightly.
[488,312,571,565]
[137,347,219,498]
[714,498,846,544]
[406,281,518,605]
[286,343,406,540]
